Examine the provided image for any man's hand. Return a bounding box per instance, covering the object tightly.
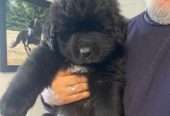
[50,70,90,105]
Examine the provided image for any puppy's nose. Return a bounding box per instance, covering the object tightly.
[80,48,91,57]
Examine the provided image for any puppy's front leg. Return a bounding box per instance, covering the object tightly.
[0,45,59,116]
[94,81,124,116]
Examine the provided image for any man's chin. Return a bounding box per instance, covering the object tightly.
[145,0,170,25]
[147,7,170,25]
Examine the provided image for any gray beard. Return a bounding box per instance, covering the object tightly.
[147,7,170,25]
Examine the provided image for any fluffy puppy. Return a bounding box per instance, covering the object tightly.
[0,0,127,116]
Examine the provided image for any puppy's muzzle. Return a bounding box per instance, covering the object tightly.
[69,65,88,73]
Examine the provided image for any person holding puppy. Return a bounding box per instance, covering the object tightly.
[42,0,170,116]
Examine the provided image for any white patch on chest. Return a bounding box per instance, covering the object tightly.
[69,65,88,73]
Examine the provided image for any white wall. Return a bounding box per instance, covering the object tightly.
[119,0,146,18]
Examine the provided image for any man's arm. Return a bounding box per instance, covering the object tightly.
[0,46,56,116]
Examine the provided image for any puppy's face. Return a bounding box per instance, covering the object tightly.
[47,0,125,65]
[57,31,115,65]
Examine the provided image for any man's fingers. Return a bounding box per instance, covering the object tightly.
[51,69,89,106]
[59,92,90,105]
[52,75,88,87]
[55,70,88,84]
[54,83,89,96]
[68,91,90,101]
[68,83,89,95]
[65,75,88,86]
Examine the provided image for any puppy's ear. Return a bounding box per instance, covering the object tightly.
[113,19,128,45]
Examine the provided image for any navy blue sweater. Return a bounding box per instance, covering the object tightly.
[124,12,170,116]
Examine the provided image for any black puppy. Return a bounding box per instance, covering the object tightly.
[0,0,127,116]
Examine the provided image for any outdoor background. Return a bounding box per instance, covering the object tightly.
[0,0,146,115]
[6,0,46,65]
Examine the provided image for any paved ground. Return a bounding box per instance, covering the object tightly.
[0,73,45,116]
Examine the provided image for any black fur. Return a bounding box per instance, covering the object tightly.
[0,0,127,116]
